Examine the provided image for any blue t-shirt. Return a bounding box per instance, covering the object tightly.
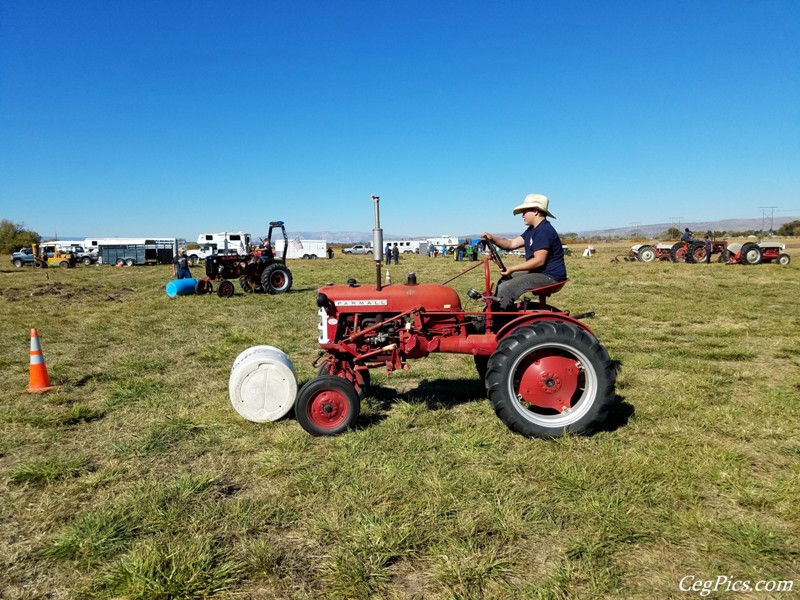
[521,220,567,281]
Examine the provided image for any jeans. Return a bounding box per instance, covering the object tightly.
[496,272,557,309]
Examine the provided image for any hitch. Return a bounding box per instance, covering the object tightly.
[572,311,596,320]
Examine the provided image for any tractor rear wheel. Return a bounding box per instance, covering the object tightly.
[778,253,791,265]
[740,242,762,265]
[486,321,616,439]
[688,241,706,263]
[669,242,687,263]
[261,263,293,294]
[637,245,656,262]
[296,376,360,436]
[217,280,235,298]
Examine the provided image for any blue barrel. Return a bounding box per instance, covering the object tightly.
[166,278,198,298]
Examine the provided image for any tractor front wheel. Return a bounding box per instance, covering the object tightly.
[486,321,616,439]
[261,263,293,294]
[778,253,791,266]
[296,376,360,436]
[217,280,235,298]
[718,250,732,263]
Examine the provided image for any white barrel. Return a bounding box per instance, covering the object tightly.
[229,346,298,422]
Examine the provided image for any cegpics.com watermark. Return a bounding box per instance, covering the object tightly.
[680,575,795,596]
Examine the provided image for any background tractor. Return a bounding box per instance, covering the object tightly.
[721,241,791,265]
[195,221,294,298]
[295,196,617,439]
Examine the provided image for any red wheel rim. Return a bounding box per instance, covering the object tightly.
[516,351,580,412]
[271,272,286,287]
[307,388,349,428]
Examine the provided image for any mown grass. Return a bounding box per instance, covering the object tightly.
[1,240,798,598]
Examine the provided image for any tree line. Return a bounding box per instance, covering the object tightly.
[0,220,41,254]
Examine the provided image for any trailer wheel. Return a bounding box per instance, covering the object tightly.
[125,258,135,267]
[195,279,212,295]
[261,263,293,294]
[310,254,317,260]
[740,242,762,265]
[778,253,791,266]
[296,376,360,436]
[217,280,235,298]
[13,259,23,268]
[486,321,616,439]
[116,258,125,267]
[637,245,656,262]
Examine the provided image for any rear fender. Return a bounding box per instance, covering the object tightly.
[496,313,594,341]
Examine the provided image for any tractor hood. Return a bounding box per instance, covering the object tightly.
[318,282,462,314]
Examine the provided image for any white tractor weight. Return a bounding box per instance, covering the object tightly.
[229,346,298,422]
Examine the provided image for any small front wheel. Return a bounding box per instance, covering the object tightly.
[486,321,616,438]
[778,253,791,266]
[296,376,360,436]
[195,279,212,295]
[217,280,235,298]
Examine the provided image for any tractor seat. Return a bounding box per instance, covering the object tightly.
[522,279,570,308]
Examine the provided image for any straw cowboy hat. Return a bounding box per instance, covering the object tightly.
[512,194,556,219]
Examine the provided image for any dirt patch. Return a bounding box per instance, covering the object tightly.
[0,283,136,303]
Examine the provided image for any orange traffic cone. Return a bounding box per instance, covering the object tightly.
[26,328,59,393]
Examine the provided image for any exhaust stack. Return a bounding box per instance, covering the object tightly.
[371,195,383,290]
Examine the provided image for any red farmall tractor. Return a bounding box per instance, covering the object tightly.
[299,196,617,439]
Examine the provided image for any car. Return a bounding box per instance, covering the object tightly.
[11,247,35,268]
[342,244,372,255]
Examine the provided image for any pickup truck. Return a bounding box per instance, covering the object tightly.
[341,244,372,255]
[11,247,36,268]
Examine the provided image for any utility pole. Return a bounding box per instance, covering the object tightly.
[759,206,777,235]
[669,217,683,236]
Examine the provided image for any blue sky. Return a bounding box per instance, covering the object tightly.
[1,0,798,239]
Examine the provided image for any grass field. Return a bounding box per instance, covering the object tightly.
[1,242,799,599]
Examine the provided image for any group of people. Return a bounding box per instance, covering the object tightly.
[384,243,400,265]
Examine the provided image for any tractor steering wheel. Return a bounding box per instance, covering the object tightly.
[482,236,506,273]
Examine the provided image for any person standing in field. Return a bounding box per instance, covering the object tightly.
[392,243,399,265]
[704,236,712,264]
[482,194,567,310]
[385,243,391,265]
[173,249,192,280]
